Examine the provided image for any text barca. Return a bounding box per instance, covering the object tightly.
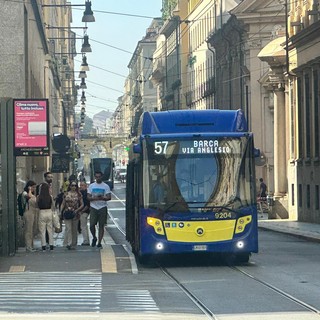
[181,140,231,154]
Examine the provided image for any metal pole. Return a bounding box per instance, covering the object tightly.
[0,98,16,256]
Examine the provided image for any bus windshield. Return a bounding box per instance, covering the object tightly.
[142,136,255,213]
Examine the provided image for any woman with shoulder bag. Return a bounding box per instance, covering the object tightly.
[37,183,55,251]
[23,180,37,252]
[61,181,84,250]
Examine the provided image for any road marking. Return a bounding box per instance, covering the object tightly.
[100,245,117,273]
[101,233,117,273]
[123,245,138,274]
[9,266,25,272]
[110,192,126,206]
[116,289,159,312]
[0,272,101,312]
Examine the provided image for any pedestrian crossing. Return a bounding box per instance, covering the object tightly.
[116,289,159,312]
[0,272,101,312]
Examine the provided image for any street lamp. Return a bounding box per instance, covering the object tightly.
[81,35,92,53]
[42,1,95,23]
[48,35,92,53]
[80,55,89,71]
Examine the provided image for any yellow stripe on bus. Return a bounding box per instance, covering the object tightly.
[164,220,237,242]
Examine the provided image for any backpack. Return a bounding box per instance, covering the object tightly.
[17,192,27,216]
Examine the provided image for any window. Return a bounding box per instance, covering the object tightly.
[290,86,295,158]
[314,70,319,158]
[297,78,303,158]
[316,185,319,210]
[307,184,310,209]
[298,184,302,207]
[305,74,311,158]
[291,184,295,206]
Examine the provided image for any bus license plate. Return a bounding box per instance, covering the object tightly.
[193,245,207,251]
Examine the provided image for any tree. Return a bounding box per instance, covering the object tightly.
[162,0,178,20]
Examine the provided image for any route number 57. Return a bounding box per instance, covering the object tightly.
[154,141,168,154]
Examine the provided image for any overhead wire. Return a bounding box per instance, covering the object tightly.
[48,1,288,116]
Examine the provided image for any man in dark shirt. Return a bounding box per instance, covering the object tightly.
[36,172,53,244]
[79,181,90,246]
[259,178,267,199]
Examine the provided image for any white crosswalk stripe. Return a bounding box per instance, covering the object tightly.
[116,290,159,312]
[0,272,101,312]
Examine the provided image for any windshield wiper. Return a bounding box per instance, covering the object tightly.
[204,205,238,214]
[164,201,190,212]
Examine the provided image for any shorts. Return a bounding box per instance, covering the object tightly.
[90,207,108,228]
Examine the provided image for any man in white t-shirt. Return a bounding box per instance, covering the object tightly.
[87,171,111,248]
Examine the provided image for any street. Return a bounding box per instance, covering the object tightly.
[0,182,319,319]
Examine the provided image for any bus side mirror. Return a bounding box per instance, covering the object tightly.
[133,144,141,154]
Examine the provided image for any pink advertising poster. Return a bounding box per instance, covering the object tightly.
[14,99,50,156]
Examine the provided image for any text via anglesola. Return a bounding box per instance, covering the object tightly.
[181,140,231,154]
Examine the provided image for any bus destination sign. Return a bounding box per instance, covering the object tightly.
[153,139,231,155]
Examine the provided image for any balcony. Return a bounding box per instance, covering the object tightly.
[150,59,165,83]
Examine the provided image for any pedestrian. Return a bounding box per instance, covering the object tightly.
[87,171,111,249]
[79,181,90,246]
[23,180,37,252]
[62,177,69,193]
[55,188,64,211]
[37,171,53,195]
[61,181,83,250]
[36,171,54,242]
[37,182,54,251]
[259,178,267,199]
[152,175,166,203]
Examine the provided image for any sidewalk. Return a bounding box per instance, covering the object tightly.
[0,223,119,273]
[258,213,320,243]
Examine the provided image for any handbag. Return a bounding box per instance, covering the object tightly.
[64,209,75,220]
[52,211,62,233]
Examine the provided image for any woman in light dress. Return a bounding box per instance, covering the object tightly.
[23,180,37,252]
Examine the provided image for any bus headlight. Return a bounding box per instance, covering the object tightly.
[147,217,165,235]
[156,242,164,250]
[235,215,252,234]
[236,241,244,249]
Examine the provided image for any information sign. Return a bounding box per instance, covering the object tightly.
[13,99,50,156]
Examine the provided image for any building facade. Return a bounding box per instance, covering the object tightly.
[127,19,162,137]
[287,0,320,221]
[0,0,81,255]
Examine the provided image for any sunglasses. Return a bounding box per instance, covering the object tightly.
[71,184,77,187]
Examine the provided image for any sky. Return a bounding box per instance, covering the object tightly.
[70,0,163,118]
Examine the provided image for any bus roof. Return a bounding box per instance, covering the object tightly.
[139,109,248,135]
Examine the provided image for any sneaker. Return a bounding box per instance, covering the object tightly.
[97,243,103,249]
[91,238,97,247]
[42,246,46,252]
[81,243,90,246]
[26,248,36,253]
[50,245,54,251]
[66,245,71,250]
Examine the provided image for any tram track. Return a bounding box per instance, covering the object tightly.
[109,190,218,318]
[160,266,218,319]
[159,263,320,319]
[230,266,320,316]
[109,187,320,318]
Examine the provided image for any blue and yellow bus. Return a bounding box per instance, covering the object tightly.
[126,109,258,263]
